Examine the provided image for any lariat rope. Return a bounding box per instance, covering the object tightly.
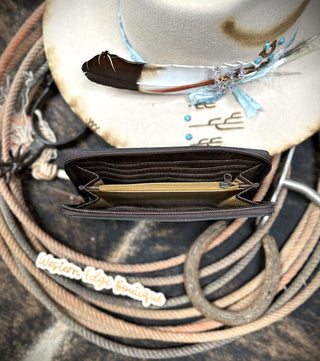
[0,4,319,358]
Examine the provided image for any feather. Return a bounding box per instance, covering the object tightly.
[82,35,318,96]
[82,51,144,90]
[82,51,235,94]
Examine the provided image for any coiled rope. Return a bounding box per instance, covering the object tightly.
[0,3,319,359]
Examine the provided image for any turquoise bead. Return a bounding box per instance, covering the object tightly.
[185,134,192,140]
[184,114,191,121]
[278,37,285,45]
[254,58,262,65]
[268,53,275,61]
[264,42,271,50]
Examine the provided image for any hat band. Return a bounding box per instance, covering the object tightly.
[118,0,145,63]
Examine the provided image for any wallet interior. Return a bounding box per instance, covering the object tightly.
[82,179,250,208]
[65,148,270,211]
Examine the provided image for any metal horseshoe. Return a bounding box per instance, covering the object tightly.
[184,221,280,326]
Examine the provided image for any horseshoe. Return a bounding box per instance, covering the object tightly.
[184,222,280,326]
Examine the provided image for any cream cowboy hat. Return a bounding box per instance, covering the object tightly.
[43,0,320,155]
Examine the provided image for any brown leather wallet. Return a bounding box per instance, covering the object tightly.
[62,146,274,222]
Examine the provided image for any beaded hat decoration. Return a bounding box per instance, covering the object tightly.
[43,0,320,154]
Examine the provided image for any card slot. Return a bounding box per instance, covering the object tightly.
[99,177,217,183]
[77,158,258,170]
[82,164,250,176]
[97,175,243,185]
[96,169,242,182]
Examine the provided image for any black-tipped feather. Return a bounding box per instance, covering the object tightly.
[82,51,144,91]
[82,37,317,94]
[81,51,223,93]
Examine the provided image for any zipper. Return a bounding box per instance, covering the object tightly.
[65,146,271,166]
[62,202,274,221]
[219,173,233,189]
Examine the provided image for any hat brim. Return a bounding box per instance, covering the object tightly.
[43,0,320,155]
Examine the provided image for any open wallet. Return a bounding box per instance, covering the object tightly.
[62,146,274,222]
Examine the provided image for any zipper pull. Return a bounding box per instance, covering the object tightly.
[79,185,99,191]
[220,173,233,189]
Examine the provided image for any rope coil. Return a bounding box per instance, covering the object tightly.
[0,3,319,359]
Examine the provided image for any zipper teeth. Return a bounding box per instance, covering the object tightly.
[63,203,273,216]
[65,147,271,166]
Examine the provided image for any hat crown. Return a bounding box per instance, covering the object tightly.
[120,0,309,65]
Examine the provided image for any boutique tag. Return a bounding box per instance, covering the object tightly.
[36,252,166,307]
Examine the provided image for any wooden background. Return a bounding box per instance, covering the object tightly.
[0,1,319,361]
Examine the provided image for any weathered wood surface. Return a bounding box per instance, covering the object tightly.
[0,1,319,361]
